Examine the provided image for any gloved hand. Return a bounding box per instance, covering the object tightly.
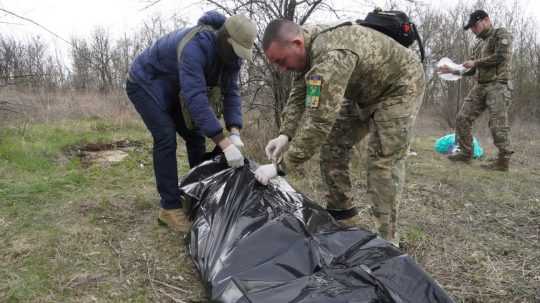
[254,164,278,185]
[463,60,476,69]
[229,133,244,148]
[223,144,244,168]
[265,135,289,162]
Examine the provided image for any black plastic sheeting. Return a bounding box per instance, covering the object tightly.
[179,158,455,303]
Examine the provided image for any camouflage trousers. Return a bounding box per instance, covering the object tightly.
[320,84,424,242]
[455,82,513,158]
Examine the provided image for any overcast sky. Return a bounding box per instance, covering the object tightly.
[1,0,539,52]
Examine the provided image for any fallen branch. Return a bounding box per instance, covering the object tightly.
[143,253,159,301]
[157,288,186,303]
[151,278,190,294]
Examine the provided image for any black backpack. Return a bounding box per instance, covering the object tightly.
[357,8,425,62]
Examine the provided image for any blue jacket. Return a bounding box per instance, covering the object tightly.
[128,11,243,138]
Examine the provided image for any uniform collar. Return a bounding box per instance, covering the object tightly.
[478,26,494,40]
[302,28,313,74]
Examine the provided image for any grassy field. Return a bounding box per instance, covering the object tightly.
[1,116,539,302]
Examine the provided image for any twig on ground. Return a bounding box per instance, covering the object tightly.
[151,278,190,294]
[144,253,159,301]
[157,288,186,303]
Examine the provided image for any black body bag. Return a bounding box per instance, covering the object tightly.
[179,157,455,302]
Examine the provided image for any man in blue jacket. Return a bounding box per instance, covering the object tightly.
[126,11,256,232]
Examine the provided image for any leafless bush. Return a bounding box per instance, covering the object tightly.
[0,87,135,127]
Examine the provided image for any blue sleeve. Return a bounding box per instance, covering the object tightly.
[179,36,223,138]
[221,59,243,130]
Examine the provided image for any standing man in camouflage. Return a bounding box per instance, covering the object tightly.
[440,10,513,171]
[253,19,425,245]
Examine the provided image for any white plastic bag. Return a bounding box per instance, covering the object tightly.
[435,57,466,81]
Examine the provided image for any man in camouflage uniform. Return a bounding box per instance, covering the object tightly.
[253,19,425,245]
[440,10,513,171]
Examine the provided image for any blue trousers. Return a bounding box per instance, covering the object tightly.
[125,80,206,209]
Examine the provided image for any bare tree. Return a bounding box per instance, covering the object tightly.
[0,36,23,86]
[90,28,114,92]
[71,38,93,90]
[0,7,69,90]
[0,35,56,89]
[139,14,169,49]
[23,36,47,88]
[111,34,136,89]
[418,2,474,128]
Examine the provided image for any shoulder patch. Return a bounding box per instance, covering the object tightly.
[501,38,509,45]
[305,75,322,108]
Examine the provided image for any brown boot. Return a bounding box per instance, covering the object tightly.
[448,152,472,163]
[481,156,509,172]
[158,208,190,232]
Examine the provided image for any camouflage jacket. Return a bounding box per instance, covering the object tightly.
[465,27,512,83]
[279,23,424,171]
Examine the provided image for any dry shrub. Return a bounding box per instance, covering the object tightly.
[240,110,278,163]
[0,88,136,126]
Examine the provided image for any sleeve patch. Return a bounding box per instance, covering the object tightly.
[305,75,322,108]
[501,39,509,45]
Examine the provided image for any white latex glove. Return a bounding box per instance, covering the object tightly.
[265,135,289,162]
[254,164,278,185]
[223,144,244,168]
[229,133,244,148]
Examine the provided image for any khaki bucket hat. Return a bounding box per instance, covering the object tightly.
[224,14,257,61]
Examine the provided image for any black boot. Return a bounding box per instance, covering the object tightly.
[481,155,510,171]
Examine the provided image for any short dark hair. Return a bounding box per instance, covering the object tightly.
[262,19,301,50]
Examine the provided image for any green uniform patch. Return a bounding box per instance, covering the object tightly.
[306,75,322,108]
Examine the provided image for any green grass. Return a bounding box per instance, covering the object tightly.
[0,118,205,302]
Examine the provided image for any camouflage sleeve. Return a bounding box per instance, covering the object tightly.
[462,50,477,76]
[279,73,307,140]
[282,50,358,172]
[475,28,512,68]
[462,67,476,77]
[462,42,479,76]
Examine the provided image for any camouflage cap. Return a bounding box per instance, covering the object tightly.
[224,14,257,61]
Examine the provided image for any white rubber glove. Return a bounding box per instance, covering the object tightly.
[265,135,289,163]
[229,133,244,148]
[223,144,244,168]
[254,164,278,185]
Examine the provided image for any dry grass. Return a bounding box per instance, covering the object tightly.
[1,90,539,302]
[0,88,135,127]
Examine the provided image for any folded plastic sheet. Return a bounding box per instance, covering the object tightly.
[435,57,466,81]
[180,158,455,303]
